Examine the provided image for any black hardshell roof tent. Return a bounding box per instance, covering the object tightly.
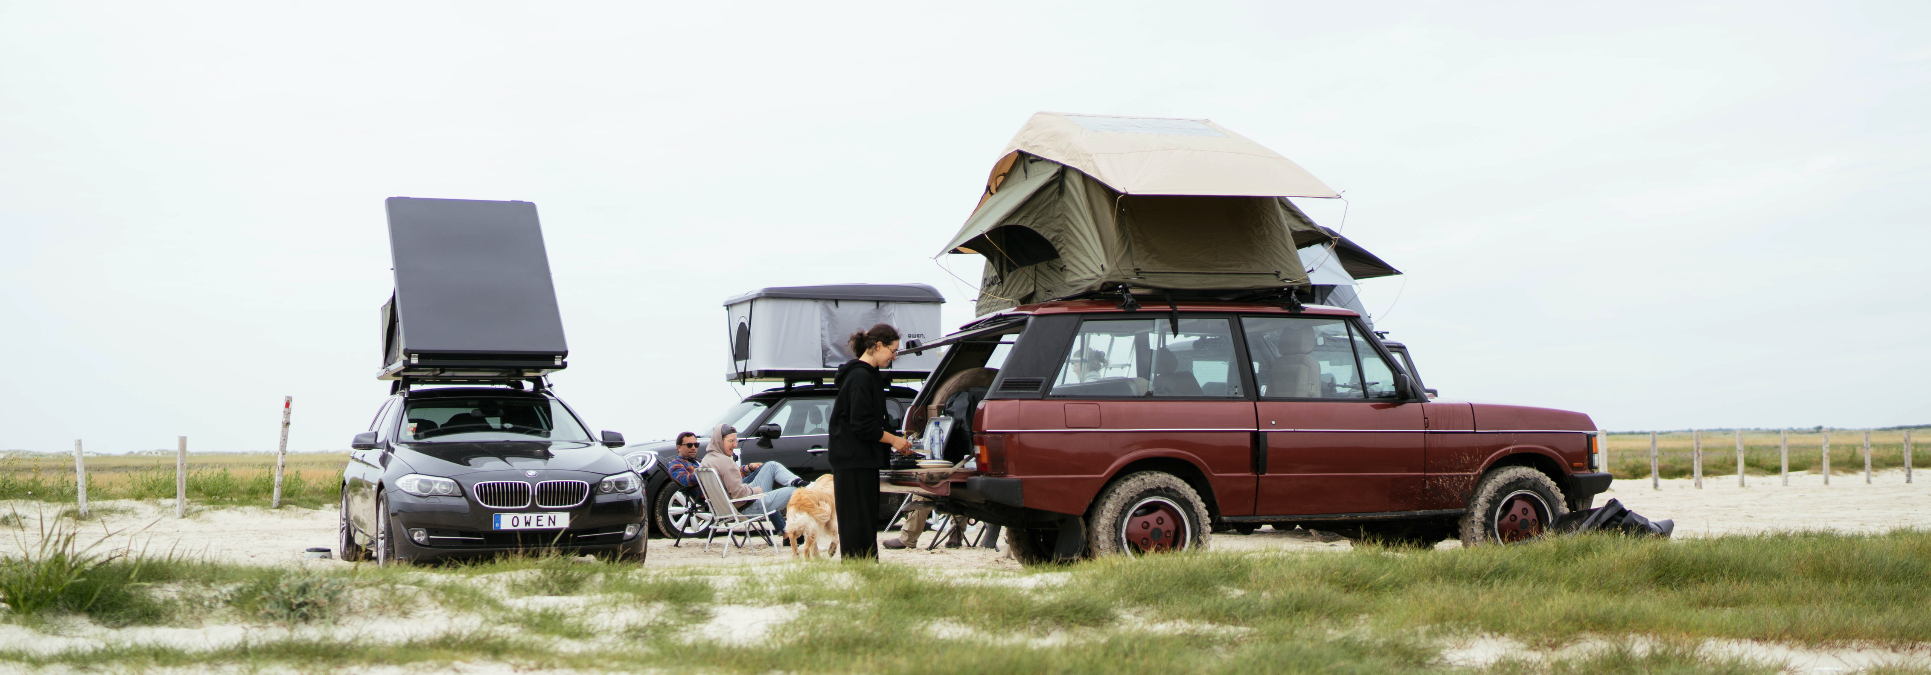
[379,197,569,383]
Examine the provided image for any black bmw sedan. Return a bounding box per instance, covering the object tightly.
[338,386,650,565]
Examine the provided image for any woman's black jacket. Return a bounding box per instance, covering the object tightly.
[828,358,891,470]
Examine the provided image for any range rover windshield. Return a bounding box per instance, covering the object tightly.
[399,397,593,442]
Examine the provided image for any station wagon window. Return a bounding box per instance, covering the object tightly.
[714,400,770,435]
[1051,318,1242,398]
[397,397,594,442]
[764,398,833,436]
[1242,317,1370,399]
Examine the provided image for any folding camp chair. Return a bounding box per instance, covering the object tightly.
[666,481,713,548]
[695,467,777,555]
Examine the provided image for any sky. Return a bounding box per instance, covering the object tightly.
[2,1,1927,454]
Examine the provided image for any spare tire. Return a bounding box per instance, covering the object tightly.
[1458,466,1568,547]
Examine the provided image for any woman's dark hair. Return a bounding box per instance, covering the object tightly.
[847,323,901,357]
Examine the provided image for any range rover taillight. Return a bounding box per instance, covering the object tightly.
[975,433,1008,475]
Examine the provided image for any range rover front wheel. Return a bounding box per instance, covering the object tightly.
[1085,471,1212,557]
[1459,466,1568,547]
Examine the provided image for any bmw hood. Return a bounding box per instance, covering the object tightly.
[393,441,627,477]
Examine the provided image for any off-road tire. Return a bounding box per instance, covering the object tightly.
[1084,471,1212,557]
[373,491,403,566]
[653,484,712,540]
[1003,524,1067,565]
[337,486,367,562]
[1458,466,1568,547]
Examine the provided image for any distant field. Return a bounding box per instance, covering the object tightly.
[1606,429,1928,481]
[0,452,348,509]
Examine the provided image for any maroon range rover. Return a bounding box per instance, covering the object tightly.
[892,299,1610,563]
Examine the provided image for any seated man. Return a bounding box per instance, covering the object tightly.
[697,423,809,531]
[665,431,703,488]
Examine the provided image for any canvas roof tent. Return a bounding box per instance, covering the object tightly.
[724,284,945,382]
[379,197,569,381]
[941,113,1342,316]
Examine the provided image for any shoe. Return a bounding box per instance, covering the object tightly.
[790,478,809,488]
[881,538,908,550]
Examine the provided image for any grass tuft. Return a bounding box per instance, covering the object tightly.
[235,571,350,624]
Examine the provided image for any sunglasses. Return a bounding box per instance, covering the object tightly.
[678,442,700,449]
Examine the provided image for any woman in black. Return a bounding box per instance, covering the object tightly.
[828,323,914,559]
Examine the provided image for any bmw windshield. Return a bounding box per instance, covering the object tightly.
[398,397,594,443]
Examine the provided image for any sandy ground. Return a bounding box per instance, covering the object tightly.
[2,469,1923,568]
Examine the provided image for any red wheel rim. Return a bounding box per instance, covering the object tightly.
[1495,493,1545,543]
[1123,499,1186,554]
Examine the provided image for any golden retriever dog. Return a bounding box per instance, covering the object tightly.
[784,474,838,558]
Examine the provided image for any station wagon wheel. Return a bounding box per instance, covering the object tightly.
[655,487,714,539]
[1458,466,1568,547]
[1084,471,1213,558]
[337,485,367,562]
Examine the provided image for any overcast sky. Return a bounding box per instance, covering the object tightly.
[3,2,1926,454]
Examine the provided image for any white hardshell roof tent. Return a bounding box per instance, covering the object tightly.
[723,284,945,382]
[941,113,1344,316]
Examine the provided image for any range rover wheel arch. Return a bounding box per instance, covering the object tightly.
[1482,448,1568,492]
[1100,456,1221,525]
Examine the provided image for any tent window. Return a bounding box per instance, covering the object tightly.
[965,225,1060,277]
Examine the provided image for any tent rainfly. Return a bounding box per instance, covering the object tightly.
[941,113,1345,316]
[723,284,945,382]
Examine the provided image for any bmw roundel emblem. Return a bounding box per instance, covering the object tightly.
[524,470,538,477]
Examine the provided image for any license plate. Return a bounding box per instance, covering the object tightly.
[493,513,570,530]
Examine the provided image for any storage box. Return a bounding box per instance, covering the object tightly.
[723,284,944,382]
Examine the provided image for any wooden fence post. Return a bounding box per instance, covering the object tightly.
[73,439,88,518]
[176,436,187,519]
[1650,431,1659,490]
[1822,430,1830,486]
[1864,431,1872,484]
[1907,429,1914,484]
[273,396,292,509]
[1780,429,1789,486]
[1693,429,1703,489]
[1736,429,1745,487]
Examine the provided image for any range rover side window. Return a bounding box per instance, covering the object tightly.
[1241,317,1365,399]
[1051,318,1241,398]
[1349,326,1399,399]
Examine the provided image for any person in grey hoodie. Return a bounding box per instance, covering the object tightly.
[698,422,807,530]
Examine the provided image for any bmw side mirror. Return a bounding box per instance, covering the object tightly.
[351,432,378,450]
[600,430,625,448]
[757,423,781,440]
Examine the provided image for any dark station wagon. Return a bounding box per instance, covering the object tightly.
[894,299,1611,563]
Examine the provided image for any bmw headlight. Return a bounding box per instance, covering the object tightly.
[395,474,461,497]
[623,451,659,475]
[598,471,642,494]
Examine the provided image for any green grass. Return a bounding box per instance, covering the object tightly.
[0,453,347,509]
[3,531,1928,672]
